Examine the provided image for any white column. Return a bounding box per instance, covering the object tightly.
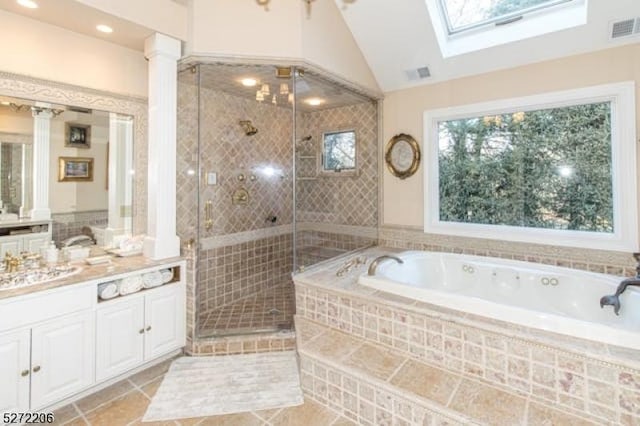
[19,144,33,218]
[105,113,134,246]
[29,106,53,220]
[143,33,181,259]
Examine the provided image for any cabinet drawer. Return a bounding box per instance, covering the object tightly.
[0,284,94,333]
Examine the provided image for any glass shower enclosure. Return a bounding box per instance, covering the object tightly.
[177,63,378,339]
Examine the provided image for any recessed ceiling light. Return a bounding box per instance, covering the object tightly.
[0,101,9,106]
[17,0,38,8]
[241,78,258,87]
[96,24,113,33]
[304,98,324,106]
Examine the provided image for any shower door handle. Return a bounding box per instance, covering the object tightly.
[205,200,213,231]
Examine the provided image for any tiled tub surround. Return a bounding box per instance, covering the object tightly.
[51,210,108,245]
[293,247,640,425]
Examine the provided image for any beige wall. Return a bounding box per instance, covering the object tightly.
[0,10,148,98]
[300,0,379,93]
[186,0,380,93]
[383,44,640,228]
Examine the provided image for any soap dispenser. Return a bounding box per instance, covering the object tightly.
[45,242,58,264]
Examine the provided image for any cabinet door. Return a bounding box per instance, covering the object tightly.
[0,329,30,413]
[30,311,94,410]
[96,297,145,382]
[144,284,185,360]
[0,236,22,257]
[23,234,50,253]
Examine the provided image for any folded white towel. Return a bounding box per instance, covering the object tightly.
[142,271,164,289]
[98,281,118,300]
[118,276,143,296]
[160,268,173,284]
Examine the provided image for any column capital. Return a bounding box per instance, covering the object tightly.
[144,33,181,61]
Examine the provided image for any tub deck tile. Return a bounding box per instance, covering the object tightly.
[342,343,407,382]
[389,359,462,406]
[447,379,526,425]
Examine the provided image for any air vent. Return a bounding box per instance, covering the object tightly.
[610,18,640,40]
[405,66,431,81]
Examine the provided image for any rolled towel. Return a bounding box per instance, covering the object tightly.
[98,281,118,300]
[118,276,143,296]
[160,268,173,284]
[142,271,163,289]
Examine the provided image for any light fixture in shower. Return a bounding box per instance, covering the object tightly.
[256,90,264,102]
[241,78,258,87]
[261,84,270,95]
[271,95,277,105]
[304,97,324,106]
[239,120,258,136]
[279,83,289,95]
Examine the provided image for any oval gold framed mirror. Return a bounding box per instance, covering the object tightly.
[385,133,420,179]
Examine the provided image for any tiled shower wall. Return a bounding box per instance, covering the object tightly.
[296,101,378,266]
[177,73,294,338]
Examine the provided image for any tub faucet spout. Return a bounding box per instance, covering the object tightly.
[600,253,640,316]
[368,255,404,276]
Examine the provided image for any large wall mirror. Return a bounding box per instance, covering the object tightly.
[0,94,135,247]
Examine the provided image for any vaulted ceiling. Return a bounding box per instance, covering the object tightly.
[335,0,640,92]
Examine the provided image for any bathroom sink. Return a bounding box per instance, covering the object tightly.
[0,264,83,291]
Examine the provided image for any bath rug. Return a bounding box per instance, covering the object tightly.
[142,351,304,422]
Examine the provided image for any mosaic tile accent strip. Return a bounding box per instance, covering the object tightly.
[292,249,640,425]
[379,226,637,276]
[52,210,108,245]
[188,330,297,356]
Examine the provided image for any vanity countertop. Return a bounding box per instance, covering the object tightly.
[0,254,185,300]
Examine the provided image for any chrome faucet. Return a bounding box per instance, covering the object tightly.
[368,255,404,276]
[600,252,640,315]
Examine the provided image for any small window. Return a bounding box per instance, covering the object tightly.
[424,82,638,251]
[321,130,356,175]
[440,0,574,34]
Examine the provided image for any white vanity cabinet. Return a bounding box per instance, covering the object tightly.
[96,282,185,382]
[0,260,186,413]
[0,312,94,412]
[0,329,30,413]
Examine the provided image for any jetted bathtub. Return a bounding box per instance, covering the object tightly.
[358,251,640,350]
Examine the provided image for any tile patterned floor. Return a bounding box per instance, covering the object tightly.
[52,357,352,426]
[197,284,295,337]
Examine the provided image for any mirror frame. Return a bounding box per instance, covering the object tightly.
[0,71,148,234]
[385,133,421,180]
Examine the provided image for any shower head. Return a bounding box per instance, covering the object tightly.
[239,120,258,136]
[297,135,312,142]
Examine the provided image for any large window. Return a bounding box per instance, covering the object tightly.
[424,83,638,251]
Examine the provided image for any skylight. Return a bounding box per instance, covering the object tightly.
[440,0,574,34]
[425,0,587,57]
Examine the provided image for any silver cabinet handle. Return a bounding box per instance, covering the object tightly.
[146,325,152,332]
[32,365,41,373]
[139,328,145,334]
[21,370,29,377]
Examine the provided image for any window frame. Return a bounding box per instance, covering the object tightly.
[423,82,638,252]
[318,128,358,177]
[439,0,575,35]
